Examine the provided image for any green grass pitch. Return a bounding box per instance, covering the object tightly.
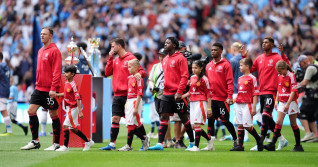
[0,123,317,167]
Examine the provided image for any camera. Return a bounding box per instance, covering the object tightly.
[295,68,305,82]
[178,41,202,76]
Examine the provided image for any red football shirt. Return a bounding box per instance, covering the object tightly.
[127,75,144,99]
[277,71,298,102]
[64,81,81,108]
[189,75,211,102]
[235,74,259,103]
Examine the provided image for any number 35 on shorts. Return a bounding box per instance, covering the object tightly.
[46,98,55,105]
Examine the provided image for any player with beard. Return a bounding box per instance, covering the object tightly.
[100,38,146,151]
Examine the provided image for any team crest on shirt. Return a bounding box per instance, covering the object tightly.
[43,53,49,60]
[170,60,175,67]
[285,82,289,87]
[123,61,128,67]
[197,82,200,86]
[244,80,248,84]
[216,66,223,72]
[268,59,273,66]
[132,82,135,87]
[67,88,71,93]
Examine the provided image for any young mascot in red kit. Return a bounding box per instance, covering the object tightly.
[231,58,262,151]
[55,65,94,152]
[100,38,146,151]
[182,60,214,151]
[118,59,150,151]
[263,60,304,152]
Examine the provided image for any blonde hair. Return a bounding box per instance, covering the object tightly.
[231,42,242,50]
[275,60,292,72]
[128,59,140,68]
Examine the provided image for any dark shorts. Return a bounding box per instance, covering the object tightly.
[112,96,127,117]
[299,98,318,122]
[211,100,230,121]
[159,95,188,115]
[30,89,59,110]
[260,94,275,113]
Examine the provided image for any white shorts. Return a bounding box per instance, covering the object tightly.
[63,106,79,129]
[7,102,17,120]
[234,103,253,127]
[190,101,207,125]
[125,98,143,126]
[0,98,7,111]
[277,101,300,115]
[170,113,181,122]
[149,102,160,122]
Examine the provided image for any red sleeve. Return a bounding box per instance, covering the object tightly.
[250,58,258,73]
[252,76,259,96]
[105,56,114,77]
[225,63,234,99]
[202,76,212,98]
[290,74,298,92]
[138,65,146,78]
[72,84,81,100]
[50,49,62,91]
[281,54,290,66]
[177,57,189,94]
[137,78,144,97]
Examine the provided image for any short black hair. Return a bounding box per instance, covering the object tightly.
[264,36,274,44]
[77,42,87,51]
[133,52,143,61]
[42,27,53,35]
[0,52,3,61]
[167,37,179,49]
[64,65,77,76]
[111,38,125,48]
[212,42,223,50]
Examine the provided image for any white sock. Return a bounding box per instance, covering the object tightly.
[4,116,12,133]
[40,110,48,133]
[109,142,115,147]
[244,129,249,140]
